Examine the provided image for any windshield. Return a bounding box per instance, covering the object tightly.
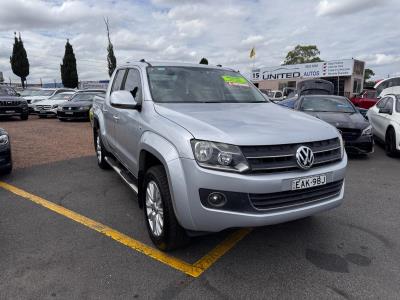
[0,87,18,96]
[300,96,356,113]
[31,90,55,96]
[147,67,266,103]
[20,89,37,96]
[70,93,97,102]
[49,93,73,100]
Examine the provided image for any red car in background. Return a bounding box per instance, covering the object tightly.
[351,89,378,109]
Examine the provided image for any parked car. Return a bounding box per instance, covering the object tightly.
[0,86,29,120]
[57,90,106,121]
[25,88,74,113]
[351,89,378,109]
[34,92,75,118]
[289,95,373,154]
[374,76,400,98]
[367,94,400,156]
[0,128,12,174]
[92,61,347,250]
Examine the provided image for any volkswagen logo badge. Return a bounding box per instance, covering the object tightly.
[296,146,314,170]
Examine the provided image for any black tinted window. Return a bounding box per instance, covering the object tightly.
[124,69,143,101]
[111,69,126,92]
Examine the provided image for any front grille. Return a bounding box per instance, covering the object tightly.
[338,128,361,141]
[62,106,79,111]
[241,138,341,174]
[36,105,52,110]
[249,180,343,210]
[0,100,20,107]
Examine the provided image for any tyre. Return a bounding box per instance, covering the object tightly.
[20,113,28,120]
[385,128,398,157]
[1,164,12,175]
[94,128,110,169]
[143,165,189,251]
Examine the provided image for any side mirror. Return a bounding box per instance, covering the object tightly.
[110,90,140,110]
[379,108,392,115]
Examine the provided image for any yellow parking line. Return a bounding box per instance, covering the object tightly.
[0,181,250,277]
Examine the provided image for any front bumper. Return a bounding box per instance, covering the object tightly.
[35,108,58,116]
[57,110,90,120]
[344,135,374,154]
[0,106,26,117]
[168,154,347,232]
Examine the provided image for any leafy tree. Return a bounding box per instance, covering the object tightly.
[199,58,208,65]
[104,17,117,77]
[283,45,323,65]
[60,39,78,88]
[10,32,30,88]
[364,68,375,83]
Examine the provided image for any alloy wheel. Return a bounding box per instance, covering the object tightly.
[145,180,164,237]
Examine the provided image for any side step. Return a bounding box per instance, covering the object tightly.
[105,156,138,194]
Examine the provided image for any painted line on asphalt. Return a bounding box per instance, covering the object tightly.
[0,181,251,277]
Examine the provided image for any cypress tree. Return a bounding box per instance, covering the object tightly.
[10,32,30,88]
[60,39,78,88]
[104,18,117,77]
[199,58,208,65]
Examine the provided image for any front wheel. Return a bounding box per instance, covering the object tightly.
[143,166,188,251]
[20,113,28,120]
[385,128,398,157]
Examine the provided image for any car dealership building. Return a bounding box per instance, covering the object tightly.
[251,59,365,98]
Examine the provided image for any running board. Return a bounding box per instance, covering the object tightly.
[105,156,138,194]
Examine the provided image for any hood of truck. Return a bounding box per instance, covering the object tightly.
[154,102,339,146]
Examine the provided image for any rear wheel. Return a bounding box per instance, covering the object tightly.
[94,128,110,169]
[143,166,188,251]
[385,128,398,157]
[1,164,12,175]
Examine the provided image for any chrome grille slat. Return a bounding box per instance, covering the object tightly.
[241,138,341,174]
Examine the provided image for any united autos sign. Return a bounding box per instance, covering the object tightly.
[252,59,355,81]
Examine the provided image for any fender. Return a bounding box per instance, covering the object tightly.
[139,131,196,230]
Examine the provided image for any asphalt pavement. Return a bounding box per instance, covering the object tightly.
[0,146,399,299]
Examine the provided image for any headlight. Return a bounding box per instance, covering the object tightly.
[52,104,58,109]
[0,134,9,146]
[79,106,91,111]
[338,133,345,158]
[191,140,249,173]
[362,125,372,136]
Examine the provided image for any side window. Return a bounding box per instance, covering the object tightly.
[123,68,143,102]
[111,69,126,93]
[384,98,394,111]
[396,99,400,113]
[376,97,388,109]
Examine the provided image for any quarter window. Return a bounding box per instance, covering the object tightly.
[124,69,143,102]
[376,97,388,109]
[111,69,126,92]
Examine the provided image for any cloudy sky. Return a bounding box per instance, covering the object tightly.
[0,0,399,84]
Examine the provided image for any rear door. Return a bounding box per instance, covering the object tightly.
[113,67,144,175]
[104,68,126,151]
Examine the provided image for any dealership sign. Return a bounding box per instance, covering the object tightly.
[252,59,356,81]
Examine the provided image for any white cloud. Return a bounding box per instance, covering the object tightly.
[316,0,384,16]
[0,0,398,83]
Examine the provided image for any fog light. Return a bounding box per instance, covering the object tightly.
[207,192,227,207]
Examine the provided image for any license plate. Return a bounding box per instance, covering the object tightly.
[65,112,73,115]
[292,174,327,190]
[5,110,15,113]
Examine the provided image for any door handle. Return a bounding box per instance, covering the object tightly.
[113,115,120,120]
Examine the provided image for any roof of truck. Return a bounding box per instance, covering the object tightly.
[121,60,236,72]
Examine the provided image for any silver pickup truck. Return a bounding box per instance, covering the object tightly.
[92,61,347,250]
